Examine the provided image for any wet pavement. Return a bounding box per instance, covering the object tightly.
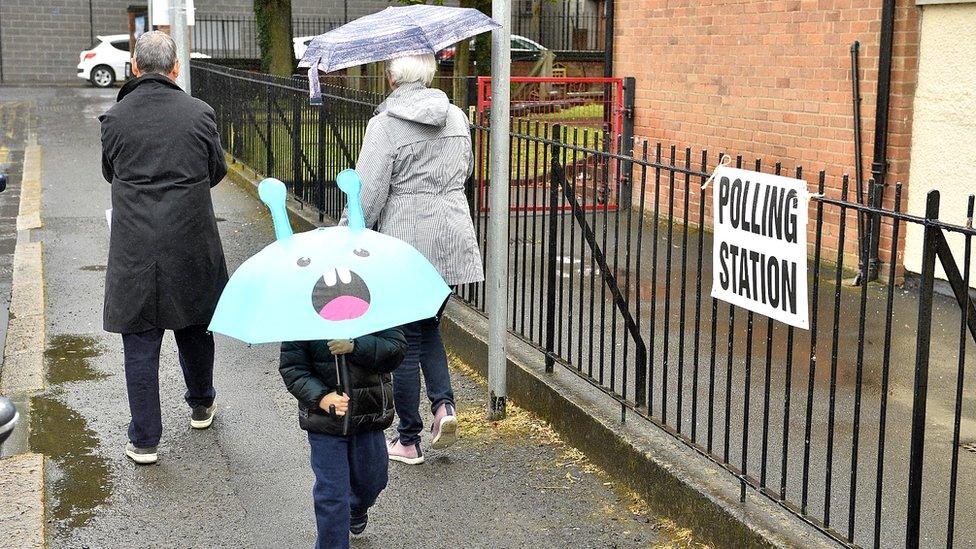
[0,86,700,548]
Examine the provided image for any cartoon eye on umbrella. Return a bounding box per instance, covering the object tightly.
[208,169,451,432]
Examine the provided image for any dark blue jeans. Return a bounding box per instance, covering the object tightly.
[308,430,388,549]
[122,325,216,447]
[393,317,455,446]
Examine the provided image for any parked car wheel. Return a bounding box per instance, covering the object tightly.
[90,65,115,88]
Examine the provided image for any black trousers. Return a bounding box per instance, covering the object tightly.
[122,324,216,447]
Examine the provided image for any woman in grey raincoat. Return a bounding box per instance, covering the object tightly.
[342,53,483,465]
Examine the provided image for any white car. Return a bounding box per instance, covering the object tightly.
[78,35,131,88]
[78,34,213,88]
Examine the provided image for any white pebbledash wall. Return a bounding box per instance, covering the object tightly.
[905,1,976,288]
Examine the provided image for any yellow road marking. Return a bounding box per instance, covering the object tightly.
[16,145,41,231]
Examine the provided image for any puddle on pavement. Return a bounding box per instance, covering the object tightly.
[28,394,111,535]
[45,334,106,385]
[79,265,106,272]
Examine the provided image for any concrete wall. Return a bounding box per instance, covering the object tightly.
[0,0,393,85]
[904,2,976,286]
[612,0,921,273]
[0,0,132,84]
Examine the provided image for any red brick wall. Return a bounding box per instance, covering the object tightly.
[612,0,919,272]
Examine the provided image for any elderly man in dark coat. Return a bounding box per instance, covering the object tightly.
[100,31,228,465]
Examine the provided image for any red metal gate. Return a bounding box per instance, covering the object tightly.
[475,76,625,213]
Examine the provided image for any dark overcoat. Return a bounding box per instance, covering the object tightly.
[99,74,228,334]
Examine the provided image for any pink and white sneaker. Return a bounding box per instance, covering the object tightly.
[387,437,424,465]
[430,402,458,450]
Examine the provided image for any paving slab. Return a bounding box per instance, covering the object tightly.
[0,452,45,549]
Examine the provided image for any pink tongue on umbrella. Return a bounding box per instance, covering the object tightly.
[319,296,370,321]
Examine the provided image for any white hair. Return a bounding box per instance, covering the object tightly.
[386,54,437,87]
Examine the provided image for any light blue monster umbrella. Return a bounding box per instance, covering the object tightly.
[208,169,451,344]
[298,4,499,103]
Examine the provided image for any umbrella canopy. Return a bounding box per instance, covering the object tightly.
[298,5,499,103]
[208,170,451,344]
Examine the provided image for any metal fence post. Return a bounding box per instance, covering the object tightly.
[317,100,326,221]
[292,94,303,199]
[906,189,940,548]
[466,76,479,112]
[545,124,562,374]
[621,77,635,207]
[233,82,244,160]
[265,85,273,177]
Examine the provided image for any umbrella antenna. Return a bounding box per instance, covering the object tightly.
[336,169,366,231]
[258,178,294,240]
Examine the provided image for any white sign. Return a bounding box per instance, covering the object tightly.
[151,0,196,26]
[710,167,810,330]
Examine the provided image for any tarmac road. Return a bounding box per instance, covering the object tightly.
[0,85,694,548]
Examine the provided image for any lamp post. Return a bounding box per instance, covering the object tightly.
[169,0,191,93]
[487,0,512,420]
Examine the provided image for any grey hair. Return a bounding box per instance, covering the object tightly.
[386,54,437,87]
[134,31,177,75]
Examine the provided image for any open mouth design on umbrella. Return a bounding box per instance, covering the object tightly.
[312,267,371,321]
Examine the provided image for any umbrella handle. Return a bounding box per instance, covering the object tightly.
[338,354,353,436]
[334,356,343,396]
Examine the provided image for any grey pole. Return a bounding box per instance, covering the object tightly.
[170,0,191,93]
[487,0,512,420]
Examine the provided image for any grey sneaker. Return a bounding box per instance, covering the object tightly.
[191,403,216,429]
[125,442,158,465]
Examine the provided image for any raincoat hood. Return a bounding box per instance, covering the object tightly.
[377,82,450,127]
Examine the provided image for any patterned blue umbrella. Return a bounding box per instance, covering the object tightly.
[298,5,499,103]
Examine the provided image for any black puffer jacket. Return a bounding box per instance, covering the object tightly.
[279,328,406,436]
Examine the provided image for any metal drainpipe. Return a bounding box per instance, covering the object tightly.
[868,0,896,281]
[89,0,95,47]
[0,6,5,83]
[603,0,614,78]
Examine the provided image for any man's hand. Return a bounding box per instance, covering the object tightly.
[328,339,354,355]
[319,392,350,416]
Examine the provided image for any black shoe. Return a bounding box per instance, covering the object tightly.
[191,403,216,429]
[350,509,368,535]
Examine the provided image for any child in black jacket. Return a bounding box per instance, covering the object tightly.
[279,327,406,549]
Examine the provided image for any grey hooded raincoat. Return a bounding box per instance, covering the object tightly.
[343,82,484,286]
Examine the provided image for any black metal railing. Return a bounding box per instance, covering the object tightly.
[513,8,605,52]
[192,16,341,60]
[192,61,976,548]
[192,62,382,220]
